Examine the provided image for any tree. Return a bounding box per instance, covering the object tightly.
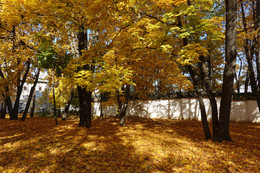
[30,94,36,118]
[21,68,40,121]
[236,0,260,111]
[0,0,44,120]
[0,101,6,119]
[0,0,254,139]
[62,88,74,120]
[214,0,237,142]
[37,87,52,116]
[111,0,223,138]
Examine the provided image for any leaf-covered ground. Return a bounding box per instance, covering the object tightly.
[0,116,259,173]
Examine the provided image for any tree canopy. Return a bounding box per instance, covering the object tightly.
[0,0,259,142]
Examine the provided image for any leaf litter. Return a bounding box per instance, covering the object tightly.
[0,116,259,172]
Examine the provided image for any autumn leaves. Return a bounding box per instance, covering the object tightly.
[0,117,259,172]
[0,1,258,140]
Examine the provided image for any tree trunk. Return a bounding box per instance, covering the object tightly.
[240,0,260,111]
[13,59,30,120]
[1,88,14,120]
[42,108,45,116]
[62,88,74,120]
[234,57,242,93]
[58,108,61,117]
[244,68,249,93]
[100,93,103,118]
[53,87,58,125]
[200,56,219,137]
[116,90,120,118]
[254,0,260,111]
[177,14,211,139]
[78,86,92,128]
[30,94,36,118]
[0,69,14,120]
[1,102,6,119]
[188,66,211,140]
[214,0,237,142]
[76,27,92,128]
[21,69,40,121]
[118,85,130,127]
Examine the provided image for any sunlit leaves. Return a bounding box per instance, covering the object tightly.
[178,43,209,65]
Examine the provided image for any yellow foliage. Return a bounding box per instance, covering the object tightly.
[178,44,209,65]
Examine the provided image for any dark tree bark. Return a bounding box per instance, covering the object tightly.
[5,95,13,120]
[13,59,30,120]
[21,69,40,121]
[0,69,14,119]
[100,93,104,118]
[254,0,260,109]
[58,108,61,117]
[78,86,92,128]
[214,0,237,142]
[188,66,212,140]
[118,85,130,127]
[30,94,36,118]
[240,0,260,111]
[62,88,74,120]
[76,27,93,128]
[1,102,6,119]
[244,68,249,93]
[53,87,58,125]
[116,90,120,118]
[207,58,212,83]
[199,56,219,137]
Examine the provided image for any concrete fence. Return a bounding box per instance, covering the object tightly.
[92,97,260,123]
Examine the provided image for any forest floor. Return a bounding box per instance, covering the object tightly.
[0,116,259,173]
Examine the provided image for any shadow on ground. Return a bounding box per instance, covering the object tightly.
[0,116,259,172]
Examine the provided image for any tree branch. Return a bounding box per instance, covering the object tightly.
[0,37,12,39]
[107,24,131,48]
[19,40,41,53]
[143,13,175,26]
[0,25,11,32]
[131,47,157,52]
[237,25,260,33]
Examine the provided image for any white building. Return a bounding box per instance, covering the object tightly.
[19,72,48,112]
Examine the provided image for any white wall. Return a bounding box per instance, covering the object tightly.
[92,98,260,123]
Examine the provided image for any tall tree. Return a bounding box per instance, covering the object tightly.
[237,0,260,111]
[21,68,40,121]
[214,0,237,142]
[0,0,43,120]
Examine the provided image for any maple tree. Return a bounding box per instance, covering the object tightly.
[0,0,38,120]
[0,0,258,143]
[113,0,225,139]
